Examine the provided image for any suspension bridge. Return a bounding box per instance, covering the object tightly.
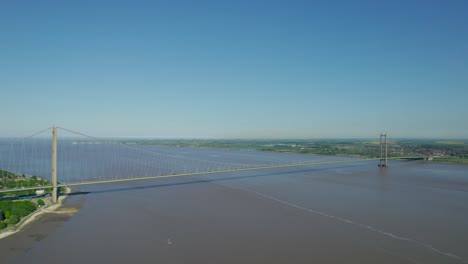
[0,127,423,203]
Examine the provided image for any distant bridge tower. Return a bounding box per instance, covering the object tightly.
[379,133,388,167]
[51,127,58,203]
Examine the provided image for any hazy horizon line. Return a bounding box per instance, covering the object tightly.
[1,136,467,141]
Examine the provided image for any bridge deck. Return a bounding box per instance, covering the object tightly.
[0,157,424,194]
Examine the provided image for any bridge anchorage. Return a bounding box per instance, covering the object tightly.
[378,133,388,168]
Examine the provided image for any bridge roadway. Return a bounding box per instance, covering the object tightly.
[0,156,424,194]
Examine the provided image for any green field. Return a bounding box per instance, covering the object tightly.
[436,141,465,145]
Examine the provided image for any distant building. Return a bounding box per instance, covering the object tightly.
[35,189,45,195]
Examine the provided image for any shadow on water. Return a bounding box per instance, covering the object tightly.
[62,163,373,197]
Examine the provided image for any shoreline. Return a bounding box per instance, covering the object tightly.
[0,193,85,263]
[0,195,68,240]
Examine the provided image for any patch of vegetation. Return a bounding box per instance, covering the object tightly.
[0,169,51,197]
[0,200,37,228]
[6,215,19,225]
[436,141,465,145]
[37,199,45,207]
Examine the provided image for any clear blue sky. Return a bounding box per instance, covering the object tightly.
[1,0,467,138]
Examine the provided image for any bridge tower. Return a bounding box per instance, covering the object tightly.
[379,133,388,167]
[51,126,58,203]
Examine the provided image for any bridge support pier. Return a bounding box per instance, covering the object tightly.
[52,126,58,203]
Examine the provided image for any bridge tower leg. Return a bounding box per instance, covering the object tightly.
[52,127,58,203]
[379,133,388,167]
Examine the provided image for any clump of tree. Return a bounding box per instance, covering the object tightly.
[37,199,45,207]
[6,215,19,225]
[0,200,37,229]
